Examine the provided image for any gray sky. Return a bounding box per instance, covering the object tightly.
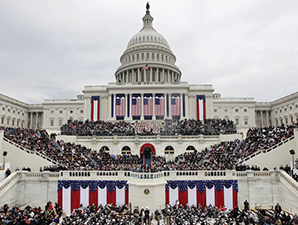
[1,0,298,104]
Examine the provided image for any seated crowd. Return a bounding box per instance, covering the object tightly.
[60,118,236,136]
[1,123,297,172]
[1,202,297,225]
[0,201,62,225]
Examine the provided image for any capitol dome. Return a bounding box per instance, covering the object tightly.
[126,22,171,50]
[115,4,181,85]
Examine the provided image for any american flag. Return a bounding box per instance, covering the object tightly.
[155,95,165,118]
[144,96,153,117]
[141,64,149,71]
[116,96,126,117]
[171,96,181,116]
[132,96,142,117]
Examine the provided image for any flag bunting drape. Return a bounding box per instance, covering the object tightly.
[143,93,153,120]
[171,93,181,119]
[197,95,206,120]
[155,93,165,119]
[132,94,142,120]
[165,180,238,210]
[116,94,126,120]
[58,180,128,215]
[91,96,100,121]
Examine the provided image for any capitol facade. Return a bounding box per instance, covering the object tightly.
[0,5,297,133]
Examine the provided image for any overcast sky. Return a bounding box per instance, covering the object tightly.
[1,0,298,104]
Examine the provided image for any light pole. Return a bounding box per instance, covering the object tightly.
[289,149,295,176]
[2,151,7,170]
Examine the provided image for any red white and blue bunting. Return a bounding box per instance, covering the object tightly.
[166,180,238,210]
[58,180,128,215]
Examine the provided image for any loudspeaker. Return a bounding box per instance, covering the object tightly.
[290,149,295,155]
[3,151,7,156]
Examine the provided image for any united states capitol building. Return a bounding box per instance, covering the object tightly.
[1,4,298,217]
[0,5,297,134]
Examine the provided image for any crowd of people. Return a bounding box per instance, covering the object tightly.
[2,201,297,225]
[0,201,62,224]
[60,118,236,136]
[1,123,297,173]
[236,125,295,161]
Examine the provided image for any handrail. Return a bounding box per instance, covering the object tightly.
[279,170,298,193]
[0,172,19,197]
[74,134,221,140]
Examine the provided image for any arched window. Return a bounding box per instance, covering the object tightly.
[164,146,174,155]
[121,146,131,155]
[186,145,196,152]
[100,146,110,152]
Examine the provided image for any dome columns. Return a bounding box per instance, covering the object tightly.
[116,67,181,85]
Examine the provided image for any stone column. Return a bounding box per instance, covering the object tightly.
[108,94,112,120]
[150,67,153,82]
[180,93,183,119]
[138,69,141,83]
[35,112,38,128]
[40,112,43,129]
[30,112,33,129]
[162,69,165,83]
[153,93,156,120]
[185,94,189,119]
[141,93,144,120]
[131,69,135,83]
[128,94,132,120]
[125,93,129,120]
[261,110,264,127]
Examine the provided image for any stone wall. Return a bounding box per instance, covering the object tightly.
[0,170,297,214]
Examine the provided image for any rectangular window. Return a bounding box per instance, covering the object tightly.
[51,110,54,114]
[244,109,247,112]
[59,119,63,126]
[152,53,154,60]
[235,109,238,112]
[50,119,54,126]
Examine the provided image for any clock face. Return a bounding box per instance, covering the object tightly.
[144,188,150,195]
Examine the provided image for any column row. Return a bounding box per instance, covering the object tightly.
[117,68,180,84]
